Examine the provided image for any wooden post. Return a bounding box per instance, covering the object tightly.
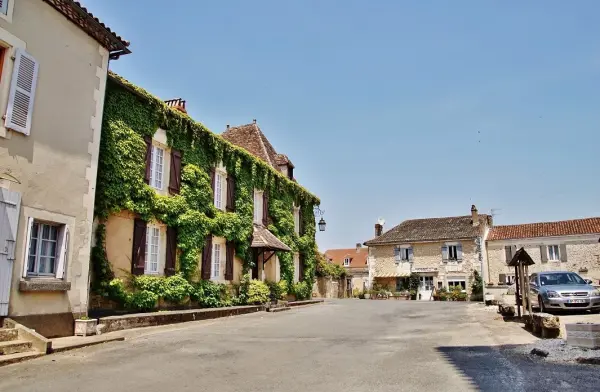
[515,264,521,318]
[525,265,533,316]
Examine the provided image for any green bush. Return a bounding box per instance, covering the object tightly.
[247,280,270,304]
[161,274,194,303]
[192,280,230,308]
[265,280,288,302]
[126,290,158,311]
[293,281,312,300]
[471,270,483,295]
[315,255,346,279]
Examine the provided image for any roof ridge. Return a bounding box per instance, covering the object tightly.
[491,217,600,228]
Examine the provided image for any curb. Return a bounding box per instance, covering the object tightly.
[51,337,125,353]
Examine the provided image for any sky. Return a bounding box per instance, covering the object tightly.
[84,0,600,251]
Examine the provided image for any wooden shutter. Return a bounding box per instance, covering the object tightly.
[456,244,463,260]
[499,273,506,284]
[224,240,235,280]
[131,219,147,275]
[55,226,69,279]
[408,247,414,262]
[201,235,212,280]
[226,175,235,212]
[143,137,152,184]
[0,189,20,316]
[298,253,305,282]
[168,149,182,194]
[540,245,548,263]
[165,226,177,276]
[21,217,33,277]
[504,246,512,263]
[5,49,39,135]
[511,245,518,258]
[441,245,448,261]
[262,192,269,226]
[559,244,567,262]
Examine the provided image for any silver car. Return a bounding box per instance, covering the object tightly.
[528,271,600,313]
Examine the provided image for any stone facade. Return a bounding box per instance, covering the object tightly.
[486,235,600,285]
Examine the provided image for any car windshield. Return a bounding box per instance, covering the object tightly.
[539,273,585,286]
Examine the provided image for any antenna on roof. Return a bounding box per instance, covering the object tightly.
[377,217,385,226]
[491,208,502,219]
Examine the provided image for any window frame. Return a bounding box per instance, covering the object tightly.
[212,242,221,279]
[253,189,263,224]
[343,257,351,267]
[293,206,300,234]
[447,279,466,291]
[0,29,26,138]
[547,245,560,261]
[448,245,458,261]
[150,145,165,190]
[0,0,14,23]
[214,170,227,210]
[293,253,300,283]
[144,225,160,274]
[27,221,60,277]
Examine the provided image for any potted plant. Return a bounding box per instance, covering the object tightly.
[364,289,371,300]
[74,316,97,337]
[409,289,417,300]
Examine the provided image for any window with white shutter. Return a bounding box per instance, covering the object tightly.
[5,48,38,135]
[23,219,68,278]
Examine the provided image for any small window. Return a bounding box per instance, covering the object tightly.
[343,257,351,267]
[448,245,458,260]
[293,253,300,283]
[447,280,466,290]
[253,190,263,224]
[214,171,226,210]
[547,245,560,261]
[150,145,164,190]
[212,243,221,279]
[27,222,59,276]
[293,206,300,234]
[145,226,160,274]
[394,247,411,262]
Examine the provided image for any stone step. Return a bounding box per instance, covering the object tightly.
[0,340,32,355]
[0,328,18,342]
[267,307,291,313]
[0,351,44,367]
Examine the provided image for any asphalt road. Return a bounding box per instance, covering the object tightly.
[0,300,597,392]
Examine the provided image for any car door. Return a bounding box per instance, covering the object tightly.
[529,274,539,307]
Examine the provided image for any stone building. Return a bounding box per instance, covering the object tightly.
[485,218,600,286]
[0,0,129,337]
[324,244,369,295]
[364,205,490,300]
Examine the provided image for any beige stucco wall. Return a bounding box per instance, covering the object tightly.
[1,0,109,317]
[486,236,600,285]
[370,240,482,293]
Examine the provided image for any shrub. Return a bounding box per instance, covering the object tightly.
[471,270,483,295]
[315,255,347,279]
[126,290,158,311]
[247,280,270,304]
[192,280,229,308]
[293,281,312,300]
[408,273,420,292]
[161,274,194,303]
[107,278,128,304]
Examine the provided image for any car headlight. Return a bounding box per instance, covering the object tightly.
[591,290,600,297]
[546,291,560,298]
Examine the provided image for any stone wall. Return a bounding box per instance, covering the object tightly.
[312,277,345,298]
[486,236,600,285]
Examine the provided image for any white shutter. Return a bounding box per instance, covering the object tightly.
[55,226,69,279]
[22,217,33,277]
[5,48,39,135]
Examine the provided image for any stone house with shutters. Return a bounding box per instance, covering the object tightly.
[0,0,130,337]
[324,245,369,294]
[364,205,491,299]
[485,218,600,287]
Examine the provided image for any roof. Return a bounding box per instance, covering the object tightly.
[507,247,535,267]
[43,0,130,55]
[324,248,368,268]
[488,218,600,241]
[222,122,280,168]
[364,215,490,246]
[275,154,294,168]
[251,224,291,251]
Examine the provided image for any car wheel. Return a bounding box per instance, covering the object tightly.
[538,296,546,313]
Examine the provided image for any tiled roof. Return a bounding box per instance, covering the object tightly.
[364,215,490,246]
[487,218,600,241]
[324,248,368,268]
[43,0,130,55]
[251,224,291,251]
[275,154,294,168]
[222,122,279,168]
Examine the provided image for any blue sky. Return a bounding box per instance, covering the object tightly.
[85,0,600,251]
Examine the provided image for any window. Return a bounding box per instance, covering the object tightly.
[145,226,160,274]
[293,206,300,234]
[293,253,300,283]
[27,222,59,276]
[343,257,351,267]
[253,190,263,224]
[547,245,560,261]
[150,145,164,190]
[394,247,412,262]
[214,171,226,210]
[504,245,513,262]
[0,0,14,22]
[448,245,458,260]
[212,243,221,279]
[447,280,466,290]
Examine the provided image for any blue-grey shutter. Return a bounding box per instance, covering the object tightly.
[540,245,548,263]
[0,189,21,316]
[559,244,567,262]
[441,245,448,261]
[408,247,414,262]
[394,247,400,262]
[456,244,463,261]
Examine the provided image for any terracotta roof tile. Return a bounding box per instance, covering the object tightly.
[364,215,490,246]
[222,123,280,168]
[324,248,368,268]
[487,218,600,241]
[251,224,291,251]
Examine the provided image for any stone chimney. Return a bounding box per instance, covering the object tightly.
[164,98,187,113]
[356,243,361,252]
[471,204,479,227]
[375,223,383,237]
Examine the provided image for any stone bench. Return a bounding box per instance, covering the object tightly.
[525,312,560,339]
[566,323,600,348]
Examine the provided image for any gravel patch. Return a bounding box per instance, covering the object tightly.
[509,339,600,364]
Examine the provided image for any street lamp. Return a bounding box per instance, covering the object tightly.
[318,217,326,232]
[314,206,326,232]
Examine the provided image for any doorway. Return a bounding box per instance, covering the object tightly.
[418,276,434,301]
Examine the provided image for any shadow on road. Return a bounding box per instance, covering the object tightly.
[436,344,598,392]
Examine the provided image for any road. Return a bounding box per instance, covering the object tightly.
[0,300,597,391]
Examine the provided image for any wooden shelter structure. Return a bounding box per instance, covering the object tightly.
[507,247,535,317]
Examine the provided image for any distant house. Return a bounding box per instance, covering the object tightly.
[486,218,600,286]
[364,205,491,300]
[324,244,369,294]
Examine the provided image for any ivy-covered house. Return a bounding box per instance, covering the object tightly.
[91,73,319,310]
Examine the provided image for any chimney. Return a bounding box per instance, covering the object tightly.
[164,98,187,113]
[375,223,383,237]
[253,119,257,124]
[226,124,230,130]
[471,204,479,227]
[356,243,361,252]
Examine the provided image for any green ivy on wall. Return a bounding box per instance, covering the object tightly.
[92,72,320,304]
